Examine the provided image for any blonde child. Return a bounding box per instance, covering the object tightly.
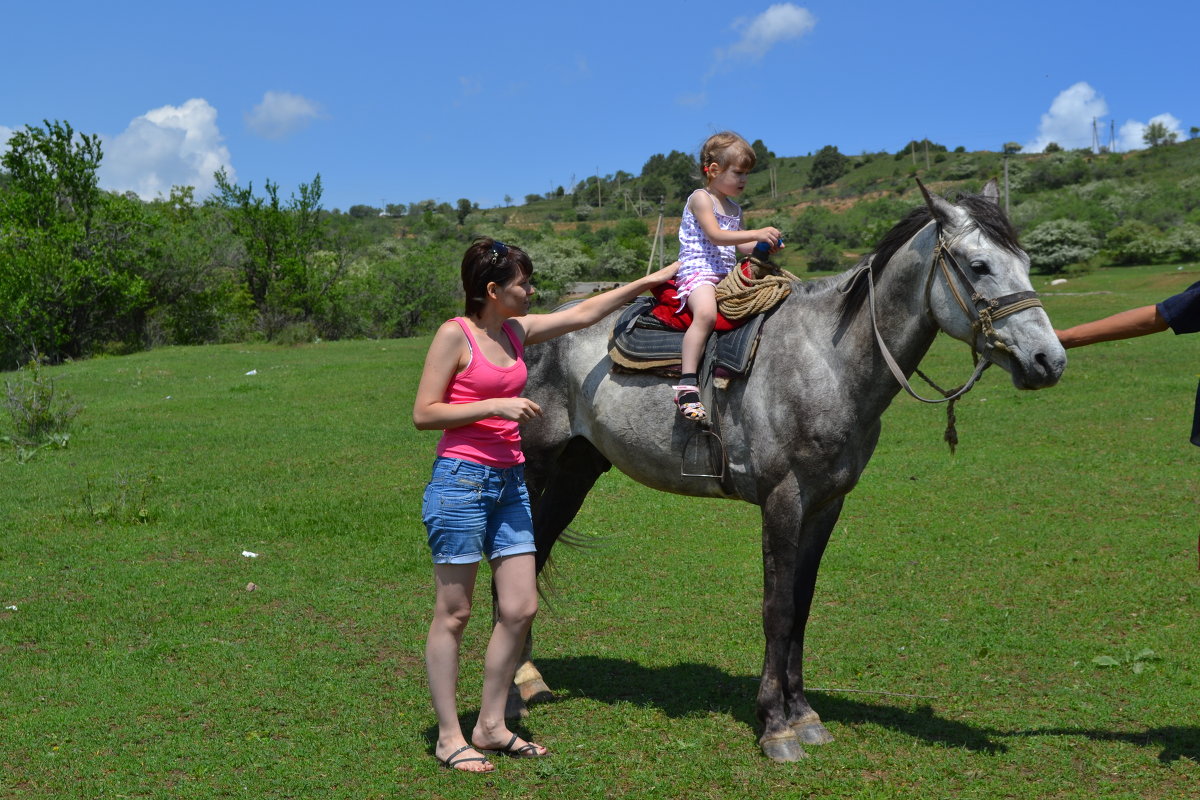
[673,132,782,421]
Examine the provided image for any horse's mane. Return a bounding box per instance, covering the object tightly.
[836,192,1023,316]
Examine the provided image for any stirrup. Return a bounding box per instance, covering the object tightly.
[672,385,708,422]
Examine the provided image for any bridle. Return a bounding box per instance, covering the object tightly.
[847,219,1044,405]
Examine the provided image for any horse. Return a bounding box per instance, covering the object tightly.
[511,180,1067,762]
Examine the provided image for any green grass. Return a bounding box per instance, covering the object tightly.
[2,266,1198,799]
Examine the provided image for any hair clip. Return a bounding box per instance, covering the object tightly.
[490,240,508,264]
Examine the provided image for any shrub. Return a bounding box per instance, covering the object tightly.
[1104,221,1170,265]
[3,360,82,454]
[1023,220,1100,274]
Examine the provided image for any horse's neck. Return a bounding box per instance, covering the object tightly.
[842,227,940,412]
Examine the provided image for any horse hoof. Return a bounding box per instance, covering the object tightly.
[759,733,808,762]
[517,677,554,706]
[793,721,834,745]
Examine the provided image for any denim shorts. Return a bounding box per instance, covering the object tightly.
[422,457,535,564]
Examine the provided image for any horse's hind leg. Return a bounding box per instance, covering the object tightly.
[506,436,612,718]
[785,498,842,747]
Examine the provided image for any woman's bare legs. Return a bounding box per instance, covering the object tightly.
[426,562,495,772]
[471,553,548,755]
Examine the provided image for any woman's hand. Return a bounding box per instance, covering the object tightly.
[647,261,680,284]
[490,397,543,422]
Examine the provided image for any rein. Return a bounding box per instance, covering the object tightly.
[846,221,1044,407]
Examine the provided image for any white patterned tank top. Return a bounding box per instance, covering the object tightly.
[677,189,742,283]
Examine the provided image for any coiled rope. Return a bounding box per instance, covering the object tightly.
[715,257,801,320]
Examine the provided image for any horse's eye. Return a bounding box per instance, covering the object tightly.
[970,260,990,276]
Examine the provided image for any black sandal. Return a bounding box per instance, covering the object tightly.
[475,732,550,758]
[437,744,495,773]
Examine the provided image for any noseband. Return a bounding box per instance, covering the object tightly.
[850,221,1044,405]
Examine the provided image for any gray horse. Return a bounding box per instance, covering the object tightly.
[512,181,1066,762]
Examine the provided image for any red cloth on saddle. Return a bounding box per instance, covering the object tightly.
[648,260,752,332]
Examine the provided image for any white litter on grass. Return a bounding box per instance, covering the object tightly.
[1050,278,1068,286]
[4,605,17,611]
[242,550,259,558]
[245,369,257,376]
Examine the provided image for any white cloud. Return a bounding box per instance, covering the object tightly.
[245,91,324,140]
[99,99,234,200]
[0,125,14,154]
[721,4,816,61]
[1118,112,1184,151]
[1026,82,1108,153]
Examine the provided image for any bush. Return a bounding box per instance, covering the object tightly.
[1104,221,1170,265]
[805,235,844,271]
[3,360,82,455]
[1023,219,1100,273]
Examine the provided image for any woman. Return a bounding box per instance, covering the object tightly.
[414,238,677,772]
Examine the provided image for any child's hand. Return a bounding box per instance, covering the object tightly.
[752,227,784,250]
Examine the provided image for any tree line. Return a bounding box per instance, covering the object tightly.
[3,120,1198,370]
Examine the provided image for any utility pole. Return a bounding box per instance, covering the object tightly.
[646,196,666,276]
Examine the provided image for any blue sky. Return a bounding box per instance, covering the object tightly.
[2,0,1195,212]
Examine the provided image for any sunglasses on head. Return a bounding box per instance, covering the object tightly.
[489,240,508,264]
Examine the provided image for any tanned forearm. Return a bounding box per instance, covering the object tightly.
[1055,304,1169,349]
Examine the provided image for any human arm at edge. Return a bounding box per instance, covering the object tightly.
[515,261,681,346]
[1055,304,1169,349]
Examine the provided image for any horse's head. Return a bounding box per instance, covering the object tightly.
[919,180,1066,390]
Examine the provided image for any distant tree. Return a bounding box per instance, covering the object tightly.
[524,193,543,205]
[1143,121,1177,148]
[1044,142,1063,153]
[503,194,513,207]
[1002,142,1023,155]
[455,198,473,225]
[385,203,407,217]
[750,138,775,173]
[1191,126,1199,140]
[555,186,565,197]
[0,120,151,366]
[210,169,338,338]
[808,145,849,188]
[348,204,380,218]
[640,150,696,200]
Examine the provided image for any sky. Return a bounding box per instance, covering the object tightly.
[2,0,1196,213]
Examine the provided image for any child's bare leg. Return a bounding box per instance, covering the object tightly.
[675,285,717,421]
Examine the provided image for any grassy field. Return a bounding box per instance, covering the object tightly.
[2,266,1198,799]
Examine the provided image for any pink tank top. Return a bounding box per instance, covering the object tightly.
[435,318,527,468]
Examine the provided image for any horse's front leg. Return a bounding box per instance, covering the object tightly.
[784,497,841,747]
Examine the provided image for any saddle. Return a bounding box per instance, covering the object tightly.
[608,296,766,376]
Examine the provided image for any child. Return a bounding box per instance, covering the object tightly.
[413,238,677,773]
[674,131,783,421]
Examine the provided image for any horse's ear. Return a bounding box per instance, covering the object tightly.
[915,178,956,226]
[980,179,1000,204]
